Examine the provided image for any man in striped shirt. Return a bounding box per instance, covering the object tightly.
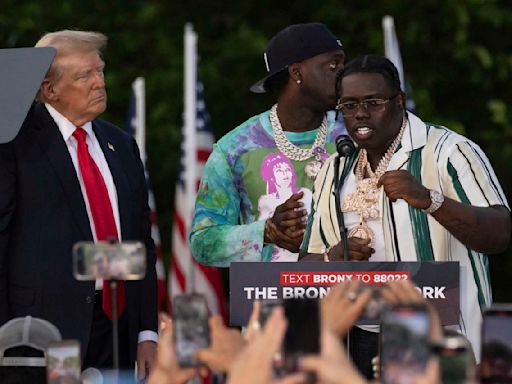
[301,54,510,375]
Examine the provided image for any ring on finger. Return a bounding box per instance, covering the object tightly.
[347,291,357,302]
[251,320,261,331]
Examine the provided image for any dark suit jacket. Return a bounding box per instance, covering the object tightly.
[0,103,158,362]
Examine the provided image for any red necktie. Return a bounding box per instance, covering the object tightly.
[73,127,125,320]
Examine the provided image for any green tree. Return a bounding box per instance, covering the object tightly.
[1,0,510,300]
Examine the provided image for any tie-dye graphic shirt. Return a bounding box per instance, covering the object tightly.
[189,109,346,266]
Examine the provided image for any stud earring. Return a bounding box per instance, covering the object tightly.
[296,79,302,84]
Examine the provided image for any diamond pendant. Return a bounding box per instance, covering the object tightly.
[348,221,374,247]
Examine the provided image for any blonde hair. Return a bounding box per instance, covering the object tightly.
[35,30,107,102]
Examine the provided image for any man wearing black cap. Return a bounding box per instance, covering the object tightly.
[190,23,345,265]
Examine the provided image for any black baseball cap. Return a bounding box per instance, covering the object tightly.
[250,23,343,93]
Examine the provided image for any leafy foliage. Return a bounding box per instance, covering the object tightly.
[1,0,511,300]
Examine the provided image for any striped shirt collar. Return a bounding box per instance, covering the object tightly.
[400,111,428,153]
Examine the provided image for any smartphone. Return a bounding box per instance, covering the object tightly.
[259,299,282,328]
[46,340,81,384]
[380,304,430,384]
[481,305,512,383]
[282,298,320,373]
[73,241,146,281]
[431,334,473,384]
[172,293,210,367]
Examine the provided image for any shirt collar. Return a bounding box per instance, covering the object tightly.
[45,103,94,142]
[399,111,427,152]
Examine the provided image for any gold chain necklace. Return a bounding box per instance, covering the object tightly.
[341,115,407,246]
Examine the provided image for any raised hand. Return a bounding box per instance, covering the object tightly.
[378,170,431,209]
[195,315,245,373]
[321,280,373,337]
[147,313,204,384]
[226,307,306,384]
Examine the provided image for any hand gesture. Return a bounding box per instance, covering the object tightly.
[195,315,245,373]
[271,192,308,236]
[321,280,373,337]
[378,170,431,210]
[265,192,308,252]
[226,307,305,384]
[147,313,204,384]
[327,237,375,261]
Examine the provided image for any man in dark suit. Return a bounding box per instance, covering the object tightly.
[0,30,157,378]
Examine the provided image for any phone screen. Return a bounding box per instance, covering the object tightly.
[481,307,512,382]
[46,340,81,384]
[173,294,210,367]
[380,305,430,384]
[73,241,146,280]
[259,299,282,328]
[283,298,320,373]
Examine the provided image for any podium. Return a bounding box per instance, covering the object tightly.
[229,261,459,326]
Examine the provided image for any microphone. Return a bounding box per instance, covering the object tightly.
[333,134,354,261]
[335,134,355,158]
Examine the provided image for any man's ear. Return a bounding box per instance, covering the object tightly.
[397,91,406,108]
[288,63,302,84]
[40,79,57,101]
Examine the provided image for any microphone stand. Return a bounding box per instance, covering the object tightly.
[333,145,353,358]
[110,280,119,373]
[333,155,350,261]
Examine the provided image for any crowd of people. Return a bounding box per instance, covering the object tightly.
[3,279,511,383]
[146,280,478,384]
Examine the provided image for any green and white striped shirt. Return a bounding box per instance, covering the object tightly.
[302,112,509,360]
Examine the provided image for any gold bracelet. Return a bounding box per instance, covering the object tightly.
[324,246,333,262]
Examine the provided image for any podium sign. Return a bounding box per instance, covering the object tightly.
[230,261,459,326]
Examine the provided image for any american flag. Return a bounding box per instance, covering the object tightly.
[125,78,169,310]
[169,80,226,319]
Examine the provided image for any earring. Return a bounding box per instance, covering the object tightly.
[296,79,302,84]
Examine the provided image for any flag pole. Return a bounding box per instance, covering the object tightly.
[132,77,146,162]
[382,15,405,91]
[184,23,197,294]
[383,15,416,112]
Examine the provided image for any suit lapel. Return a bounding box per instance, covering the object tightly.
[93,121,132,239]
[32,104,93,240]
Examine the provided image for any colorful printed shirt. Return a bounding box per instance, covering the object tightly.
[302,112,509,360]
[190,109,346,266]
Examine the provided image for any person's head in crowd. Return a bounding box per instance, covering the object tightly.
[0,316,62,384]
[481,340,512,380]
[251,22,345,110]
[433,329,476,383]
[35,30,107,127]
